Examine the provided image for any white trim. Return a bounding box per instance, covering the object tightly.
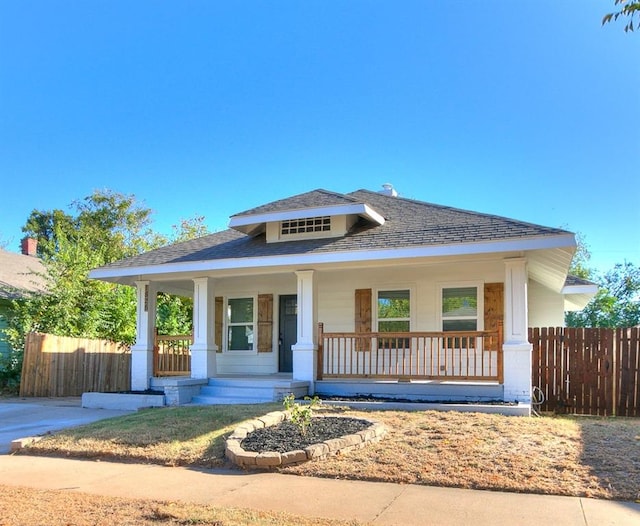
[229,203,385,232]
[437,281,485,332]
[562,284,599,295]
[89,234,576,281]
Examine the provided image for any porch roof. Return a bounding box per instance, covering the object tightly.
[89,188,576,290]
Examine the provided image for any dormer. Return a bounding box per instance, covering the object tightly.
[228,189,386,243]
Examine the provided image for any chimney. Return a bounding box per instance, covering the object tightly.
[378,183,398,197]
[21,237,38,257]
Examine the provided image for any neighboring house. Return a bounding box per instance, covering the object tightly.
[0,239,46,357]
[89,185,597,411]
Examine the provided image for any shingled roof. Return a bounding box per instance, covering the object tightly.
[94,188,572,272]
[0,249,47,300]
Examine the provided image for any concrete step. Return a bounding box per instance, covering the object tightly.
[191,377,310,405]
[190,395,274,405]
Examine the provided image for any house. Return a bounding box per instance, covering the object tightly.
[0,239,46,357]
[89,185,597,412]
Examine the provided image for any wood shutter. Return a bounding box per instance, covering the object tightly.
[215,296,223,353]
[257,294,274,353]
[355,288,372,351]
[484,283,504,351]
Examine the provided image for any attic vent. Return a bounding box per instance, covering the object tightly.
[281,216,331,235]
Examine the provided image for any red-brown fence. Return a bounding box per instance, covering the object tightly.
[530,327,639,416]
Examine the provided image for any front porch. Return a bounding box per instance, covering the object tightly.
[129,259,534,410]
[152,326,505,404]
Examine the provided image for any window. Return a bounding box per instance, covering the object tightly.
[377,289,410,349]
[377,289,410,332]
[441,286,479,348]
[281,216,331,235]
[227,297,255,351]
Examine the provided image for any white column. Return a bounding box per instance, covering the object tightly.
[131,280,156,391]
[292,270,317,390]
[503,258,533,406]
[190,277,217,379]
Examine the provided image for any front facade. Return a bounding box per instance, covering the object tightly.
[90,186,595,410]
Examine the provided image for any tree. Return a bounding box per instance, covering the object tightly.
[7,190,161,349]
[566,261,640,327]
[602,0,640,32]
[568,231,592,280]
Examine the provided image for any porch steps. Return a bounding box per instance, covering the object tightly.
[190,377,309,405]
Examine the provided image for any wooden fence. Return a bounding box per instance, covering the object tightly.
[530,327,639,416]
[20,332,131,397]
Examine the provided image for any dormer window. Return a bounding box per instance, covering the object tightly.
[281,216,331,236]
[228,191,385,243]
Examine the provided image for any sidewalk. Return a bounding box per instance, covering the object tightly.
[0,455,638,525]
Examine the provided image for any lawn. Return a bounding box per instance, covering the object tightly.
[19,403,640,502]
[0,484,364,526]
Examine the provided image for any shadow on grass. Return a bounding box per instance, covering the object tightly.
[576,416,640,501]
[19,403,282,468]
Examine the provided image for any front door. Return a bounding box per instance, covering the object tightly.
[279,295,297,373]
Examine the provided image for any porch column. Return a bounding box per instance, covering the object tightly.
[190,277,218,379]
[131,280,157,391]
[292,270,317,391]
[503,257,533,405]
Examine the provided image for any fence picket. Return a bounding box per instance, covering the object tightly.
[529,327,638,416]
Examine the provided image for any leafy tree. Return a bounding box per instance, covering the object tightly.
[566,261,640,327]
[2,191,211,391]
[602,0,640,32]
[568,231,592,280]
[171,215,210,243]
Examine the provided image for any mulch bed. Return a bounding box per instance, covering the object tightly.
[240,417,371,454]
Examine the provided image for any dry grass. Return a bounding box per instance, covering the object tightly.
[20,405,640,502]
[0,485,364,526]
[284,409,640,501]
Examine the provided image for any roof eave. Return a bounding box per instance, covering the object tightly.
[89,233,575,284]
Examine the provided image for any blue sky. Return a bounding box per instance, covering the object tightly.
[1,1,638,274]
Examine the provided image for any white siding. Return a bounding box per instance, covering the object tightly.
[213,274,295,374]
[527,279,565,327]
[317,259,504,333]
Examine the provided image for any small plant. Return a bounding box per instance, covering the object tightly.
[282,393,321,436]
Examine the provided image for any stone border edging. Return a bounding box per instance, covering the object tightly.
[225,410,386,469]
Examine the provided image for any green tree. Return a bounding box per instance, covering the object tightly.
[602,0,640,32]
[171,215,210,243]
[566,261,640,327]
[7,190,160,349]
[568,231,592,280]
[2,190,212,391]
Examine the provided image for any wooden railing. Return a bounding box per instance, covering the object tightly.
[317,323,503,382]
[154,333,192,376]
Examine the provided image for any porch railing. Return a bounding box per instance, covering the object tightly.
[317,323,503,382]
[154,332,192,376]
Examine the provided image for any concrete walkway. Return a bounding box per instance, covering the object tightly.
[0,455,638,525]
[0,397,133,454]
